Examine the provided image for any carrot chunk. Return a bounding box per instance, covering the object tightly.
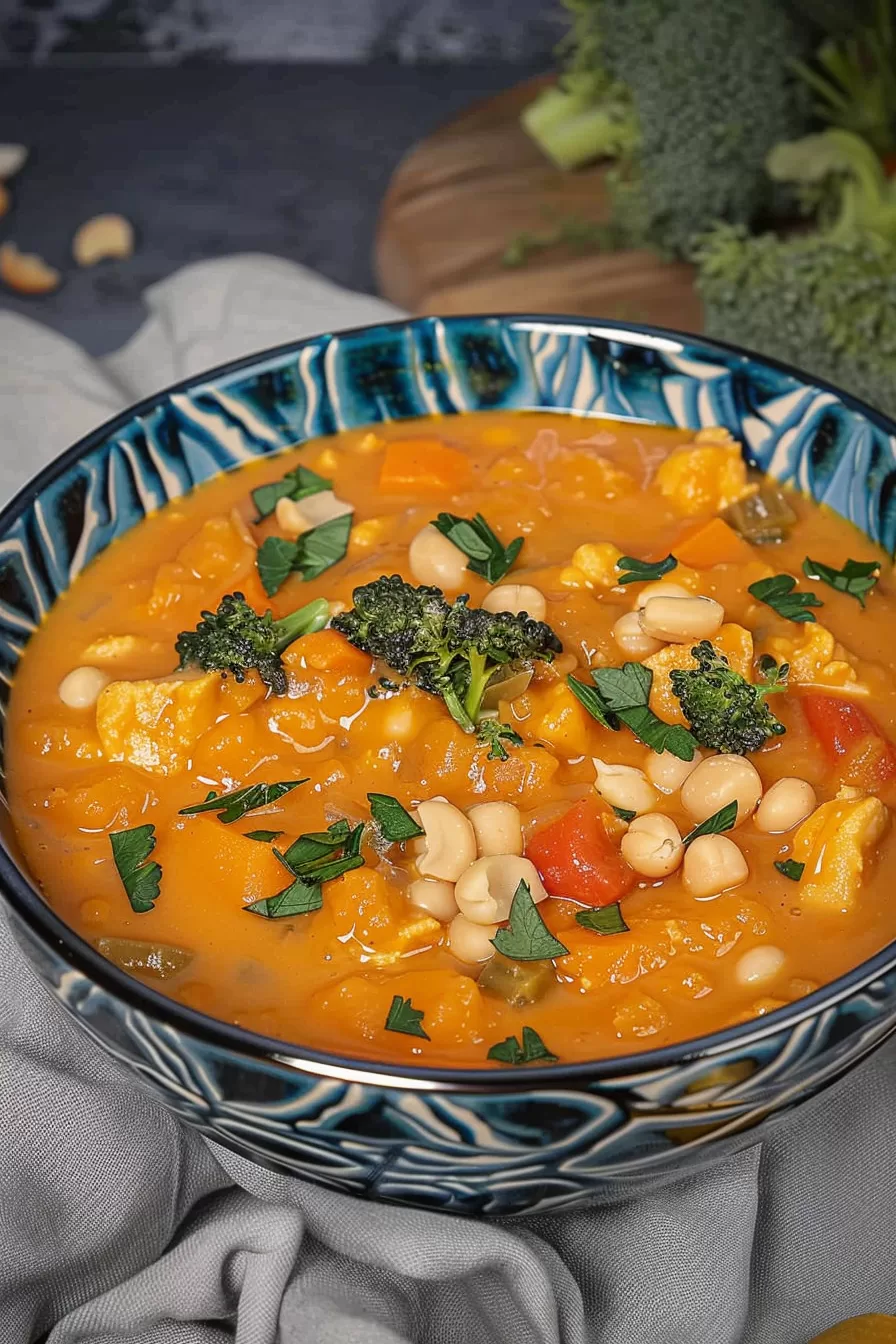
[378,438,472,494]
[673,517,755,569]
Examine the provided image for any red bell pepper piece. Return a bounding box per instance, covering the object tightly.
[801,693,896,788]
[525,797,636,907]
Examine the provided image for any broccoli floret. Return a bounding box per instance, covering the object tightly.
[332,576,562,735]
[175,592,330,696]
[477,720,524,761]
[696,222,896,420]
[600,0,810,257]
[766,129,896,242]
[669,641,789,755]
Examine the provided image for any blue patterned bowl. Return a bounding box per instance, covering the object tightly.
[3,315,896,1218]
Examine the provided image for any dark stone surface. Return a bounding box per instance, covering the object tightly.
[0,62,538,355]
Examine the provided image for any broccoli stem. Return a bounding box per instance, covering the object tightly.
[463,650,494,727]
[272,597,330,652]
[522,85,628,171]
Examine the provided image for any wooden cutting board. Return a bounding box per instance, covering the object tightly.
[375,76,703,329]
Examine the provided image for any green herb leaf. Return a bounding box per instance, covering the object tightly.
[477,720,524,760]
[257,536,299,597]
[245,876,323,919]
[775,859,804,881]
[683,800,738,848]
[432,511,523,584]
[368,793,424,842]
[277,819,366,885]
[244,829,284,843]
[252,465,332,521]
[384,994,430,1039]
[566,674,619,732]
[748,573,823,624]
[491,881,569,962]
[292,513,352,581]
[616,554,678,585]
[179,780,305,824]
[110,824,162,914]
[612,805,637,823]
[574,902,630,935]
[279,820,350,870]
[802,556,880,608]
[487,1025,558,1065]
[592,663,697,761]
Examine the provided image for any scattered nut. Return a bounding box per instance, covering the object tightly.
[0,243,61,295]
[0,144,28,181]
[72,213,135,267]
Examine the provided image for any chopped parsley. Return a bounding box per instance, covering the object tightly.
[251,464,332,522]
[747,573,823,624]
[368,793,424,843]
[487,1026,558,1065]
[477,720,523,760]
[276,818,365,885]
[245,875,323,919]
[802,556,880,608]
[490,881,569,962]
[432,511,523,584]
[775,859,805,881]
[683,800,738,847]
[109,824,162,914]
[257,513,352,595]
[179,780,305,825]
[568,666,697,760]
[616,554,677,585]
[575,903,630,935]
[384,994,430,1039]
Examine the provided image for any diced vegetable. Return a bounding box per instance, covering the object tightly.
[673,517,755,568]
[525,797,637,907]
[801,694,896,788]
[723,482,797,543]
[792,793,889,913]
[96,936,193,980]
[478,952,554,1007]
[378,439,472,494]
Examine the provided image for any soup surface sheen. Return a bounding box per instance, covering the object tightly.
[8,411,896,1068]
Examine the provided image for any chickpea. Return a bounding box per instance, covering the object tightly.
[680,754,762,826]
[454,854,548,925]
[274,496,309,538]
[639,595,724,644]
[620,813,684,878]
[448,913,499,965]
[633,581,693,610]
[58,665,111,709]
[407,877,459,923]
[645,747,703,795]
[593,758,658,816]
[467,802,523,858]
[408,524,468,590]
[683,834,748,898]
[613,610,665,659]
[754,778,817,834]
[481,584,547,622]
[736,945,786,987]
[412,798,477,882]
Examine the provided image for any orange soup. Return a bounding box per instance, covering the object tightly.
[7,411,896,1068]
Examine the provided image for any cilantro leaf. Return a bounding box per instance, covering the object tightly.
[252,465,332,522]
[257,514,352,595]
[592,663,697,761]
[477,720,523,760]
[575,902,629,934]
[384,994,430,1039]
[683,800,738,847]
[748,574,823,624]
[616,554,678,585]
[566,674,619,731]
[775,859,804,881]
[490,881,569,962]
[802,556,880,608]
[368,793,424,842]
[110,824,162,914]
[179,780,305,825]
[245,876,323,919]
[432,511,523,584]
[487,1025,558,1065]
[245,830,284,843]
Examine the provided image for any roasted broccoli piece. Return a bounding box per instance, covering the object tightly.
[696,222,896,420]
[669,642,789,754]
[599,0,810,257]
[175,592,330,696]
[477,720,524,761]
[332,576,562,735]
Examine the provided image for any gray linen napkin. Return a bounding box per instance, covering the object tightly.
[1,256,895,1344]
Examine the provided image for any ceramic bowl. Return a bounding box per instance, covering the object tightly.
[3,315,896,1218]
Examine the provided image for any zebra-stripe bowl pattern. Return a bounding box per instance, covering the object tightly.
[2,315,896,1217]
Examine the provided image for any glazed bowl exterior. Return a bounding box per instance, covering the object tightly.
[3,315,896,1218]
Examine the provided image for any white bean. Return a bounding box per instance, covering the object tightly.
[593,758,658,816]
[412,798,477,882]
[736,945,786,986]
[754,778,817,834]
[680,754,762,826]
[408,524,468,590]
[639,595,724,644]
[299,490,353,526]
[454,854,548,925]
[645,747,703,795]
[407,877,459,923]
[683,834,748,899]
[620,813,684,878]
[448,913,499,965]
[481,584,546,622]
[467,802,523,858]
[634,581,693,610]
[613,610,665,658]
[58,666,111,709]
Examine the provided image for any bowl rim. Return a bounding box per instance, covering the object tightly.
[3,309,896,1092]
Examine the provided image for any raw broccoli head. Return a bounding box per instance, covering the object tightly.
[175,592,330,696]
[669,641,788,754]
[332,576,562,733]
